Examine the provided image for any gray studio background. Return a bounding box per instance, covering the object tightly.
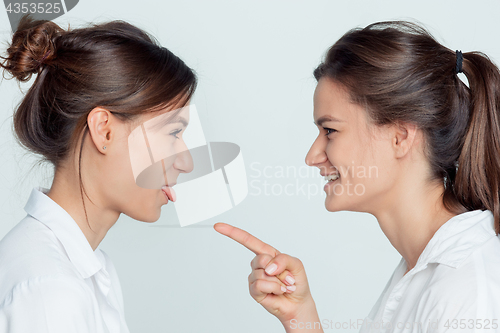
[1,1,499,332]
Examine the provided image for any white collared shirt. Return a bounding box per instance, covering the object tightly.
[0,187,130,333]
[359,209,500,333]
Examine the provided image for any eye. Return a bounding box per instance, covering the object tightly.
[170,129,182,139]
[323,127,338,136]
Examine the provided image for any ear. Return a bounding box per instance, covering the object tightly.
[392,121,418,159]
[87,107,113,154]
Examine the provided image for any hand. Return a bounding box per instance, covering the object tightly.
[213,222,317,324]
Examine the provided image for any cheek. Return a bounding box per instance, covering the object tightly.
[333,137,386,190]
[355,146,395,195]
[104,147,151,209]
[162,153,176,171]
[325,137,363,174]
[108,150,136,187]
[99,145,163,221]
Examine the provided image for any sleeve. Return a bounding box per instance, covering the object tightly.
[0,275,105,333]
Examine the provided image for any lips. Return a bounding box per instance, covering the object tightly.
[161,185,177,202]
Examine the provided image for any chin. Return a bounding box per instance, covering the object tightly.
[125,208,162,223]
[144,211,162,223]
[325,197,340,212]
[325,196,371,214]
[324,196,354,212]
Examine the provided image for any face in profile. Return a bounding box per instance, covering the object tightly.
[97,103,194,223]
[305,78,400,214]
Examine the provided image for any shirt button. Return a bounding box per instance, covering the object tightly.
[395,295,402,301]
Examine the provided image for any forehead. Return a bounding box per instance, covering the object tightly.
[127,103,190,134]
[141,103,190,124]
[313,78,365,125]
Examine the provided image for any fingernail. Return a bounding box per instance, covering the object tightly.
[285,275,295,285]
[286,285,296,292]
[265,263,277,275]
[281,286,286,292]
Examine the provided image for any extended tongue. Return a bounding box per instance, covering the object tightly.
[161,185,177,202]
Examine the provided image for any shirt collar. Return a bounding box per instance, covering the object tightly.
[410,209,496,273]
[24,186,104,279]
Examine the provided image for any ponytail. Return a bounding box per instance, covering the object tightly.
[454,52,500,234]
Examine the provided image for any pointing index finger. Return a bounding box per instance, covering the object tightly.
[213,222,280,257]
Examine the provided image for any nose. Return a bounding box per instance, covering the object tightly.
[173,140,194,174]
[305,134,328,167]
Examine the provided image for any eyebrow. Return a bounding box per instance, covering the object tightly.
[148,115,188,132]
[314,115,345,127]
[173,117,188,127]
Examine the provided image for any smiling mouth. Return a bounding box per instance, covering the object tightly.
[323,174,340,182]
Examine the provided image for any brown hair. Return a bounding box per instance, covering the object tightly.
[0,14,197,230]
[314,21,500,235]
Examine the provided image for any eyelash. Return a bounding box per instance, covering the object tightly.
[323,127,338,136]
[170,129,182,139]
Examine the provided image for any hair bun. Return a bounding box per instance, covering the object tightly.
[1,14,65,82]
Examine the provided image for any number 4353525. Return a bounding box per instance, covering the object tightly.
[444,319,498,330]
[5,3,62,14]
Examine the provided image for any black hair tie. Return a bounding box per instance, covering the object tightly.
[455,50,463,74]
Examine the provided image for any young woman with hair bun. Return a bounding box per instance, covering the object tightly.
[215,21,500,333]
[0,14,196,332]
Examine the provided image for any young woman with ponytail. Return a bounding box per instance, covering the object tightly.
[215,21,500,332]
[0,14,196,332]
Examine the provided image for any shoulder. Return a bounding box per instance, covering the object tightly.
[1,274,92,308]
[430,235,500,290]
[0,216,80,299]
[0,274,104,332]
[420,236,500,317]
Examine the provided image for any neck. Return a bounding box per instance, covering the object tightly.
[370,177,465,273]
[46,165,120,251]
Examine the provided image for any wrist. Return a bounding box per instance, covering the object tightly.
[280,297,323,333]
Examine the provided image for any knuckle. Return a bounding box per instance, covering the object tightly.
[275,253,287,261]
[249,280,256,295]
[294,256,304,267]
[250,256,260,269]
[260,254,273,265]
[249,270,266,284]
[272,253,288,267]
[250,255,260,267]
[255,269,265,280]
[252,279,264,291]
[249,282,264,300]
[254,254,271,269]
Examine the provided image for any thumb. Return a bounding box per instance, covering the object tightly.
[264,253,303,285]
